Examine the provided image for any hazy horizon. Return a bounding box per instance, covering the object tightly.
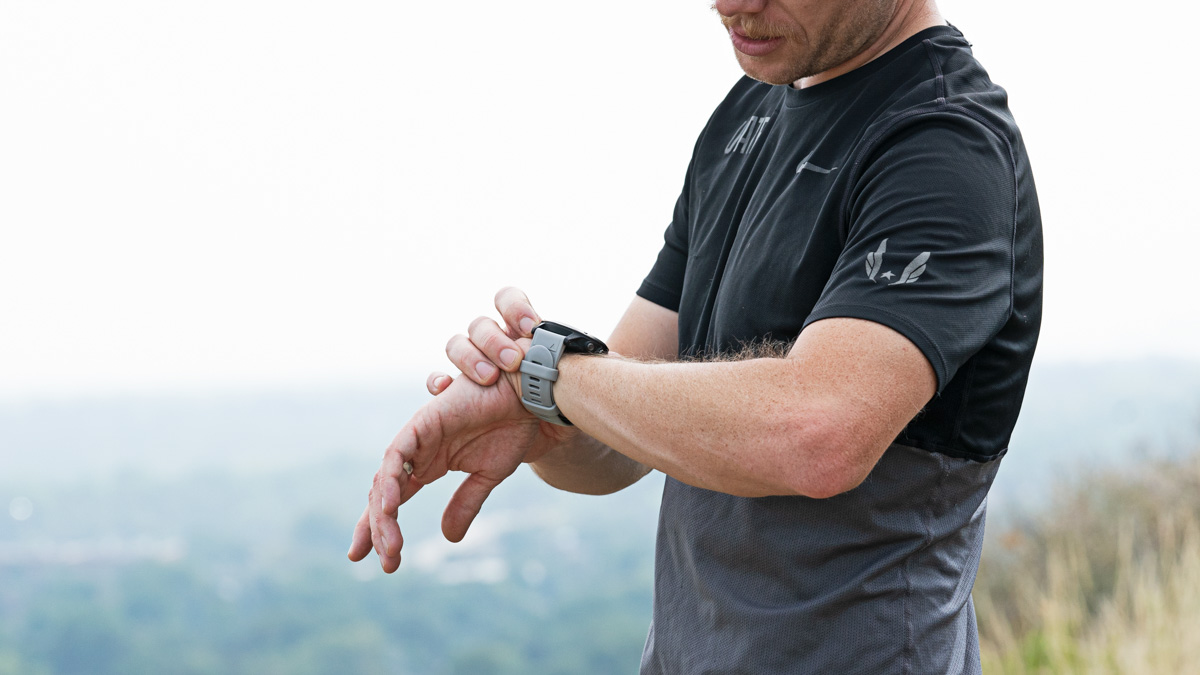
[4,0,1199,402]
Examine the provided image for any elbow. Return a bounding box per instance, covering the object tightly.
[778,414,875,500]
[791,463,861,500]
[801,462,871,500]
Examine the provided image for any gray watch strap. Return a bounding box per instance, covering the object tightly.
[520,328,571,426]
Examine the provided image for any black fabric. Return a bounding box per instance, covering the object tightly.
[636,26,1042,674]
[637,25,1042,462]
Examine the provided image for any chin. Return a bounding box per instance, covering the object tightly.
[743,71,796,86]
[736,63,799,86]
[733,53,809,87]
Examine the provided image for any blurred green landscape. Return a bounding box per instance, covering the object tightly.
[2,360,1199,674]
[0,460,661,675]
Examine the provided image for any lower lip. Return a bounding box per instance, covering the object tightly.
[729,29,784,57]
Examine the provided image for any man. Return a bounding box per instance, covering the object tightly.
[349,0,1042,671]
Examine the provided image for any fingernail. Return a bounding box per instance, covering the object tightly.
[381,534,391,555]
[475,362,497,380]
[520,317,535,335]
[499,348,518,367]
[434,375,449,389]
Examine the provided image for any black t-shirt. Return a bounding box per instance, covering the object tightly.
[638,26,1042,462]
[635,26,1043,674]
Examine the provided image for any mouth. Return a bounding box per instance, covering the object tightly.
[730,25,778,41]
[727,25,785,57]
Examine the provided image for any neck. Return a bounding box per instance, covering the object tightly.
[795,1,944,89]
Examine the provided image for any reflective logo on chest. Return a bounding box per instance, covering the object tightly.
[724,116,771,155]
[795,149,838,175]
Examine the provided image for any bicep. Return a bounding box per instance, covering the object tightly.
[787,317,936,487]
[809,115,1018,391]
[607,296,679,362]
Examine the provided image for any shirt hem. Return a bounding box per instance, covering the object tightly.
[636,281,682,314]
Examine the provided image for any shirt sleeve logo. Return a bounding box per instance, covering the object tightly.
[865,239,930,286]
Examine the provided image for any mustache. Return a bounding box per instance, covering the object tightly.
[712,4,795,40]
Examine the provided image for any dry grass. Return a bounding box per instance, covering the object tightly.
[975,451,1200,673]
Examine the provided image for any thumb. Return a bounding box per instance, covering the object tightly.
[441,473,503,543]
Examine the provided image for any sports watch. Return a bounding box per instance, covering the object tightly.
[520,321,608,426]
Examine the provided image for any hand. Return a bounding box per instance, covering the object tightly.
[431,286,542,394]
[347,360,562,573]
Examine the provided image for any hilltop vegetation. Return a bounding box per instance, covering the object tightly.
[977,449,1200,673]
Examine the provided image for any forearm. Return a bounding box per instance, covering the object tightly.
[514,295,677,495]
[551,355,857,498]
[527,428,653,495]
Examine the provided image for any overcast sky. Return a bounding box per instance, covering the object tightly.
[2,1,1197,400]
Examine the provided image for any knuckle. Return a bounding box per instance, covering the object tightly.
[445,334,468,359]
[466,319,510,356]
[494,286,516,305]
[496,287,529,315]
[481,332,511,356]
[383,446,403,465]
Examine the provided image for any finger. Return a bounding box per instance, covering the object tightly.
[399,474,425,506]
[426,371,453,396]
[381,423,419,487]
[383,408,451,491]
[369,471,404,568]
[380,470,405,521]
[375,468,406,556]
[446,333,501,385]
[370,481,404,572]
[348,505,373,561]
[441,473,504,543]
[495,286,541,338]
[468,315,524,373]
[368,473,388,558]
[376,489,404,560]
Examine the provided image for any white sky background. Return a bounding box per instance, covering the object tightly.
[1,1,1197,400]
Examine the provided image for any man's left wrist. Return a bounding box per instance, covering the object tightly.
[519,322,608,426]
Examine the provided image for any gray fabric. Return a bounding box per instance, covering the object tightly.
[641,444,996,674]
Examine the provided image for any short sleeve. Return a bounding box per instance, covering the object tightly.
[804,114,1017,392]
[637,158,693,313]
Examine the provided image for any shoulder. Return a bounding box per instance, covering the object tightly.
[854,26,1026,172]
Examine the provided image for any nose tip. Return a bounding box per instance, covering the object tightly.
[713,0,767,17]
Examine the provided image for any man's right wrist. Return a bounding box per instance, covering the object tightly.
[524,424,582,465]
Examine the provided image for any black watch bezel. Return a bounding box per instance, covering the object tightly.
[534,321,610,356]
